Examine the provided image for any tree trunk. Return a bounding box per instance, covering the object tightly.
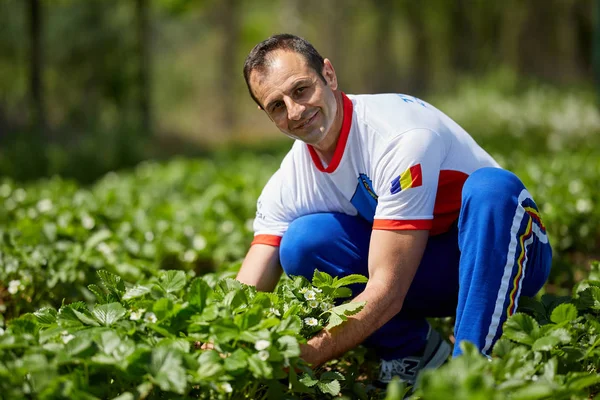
[218,0,240,135]
[136,0,151,135]
[28,0,45,136]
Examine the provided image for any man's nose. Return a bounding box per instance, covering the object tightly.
[285,98,305,121]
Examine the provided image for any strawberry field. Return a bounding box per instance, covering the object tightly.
[1,84,600,399]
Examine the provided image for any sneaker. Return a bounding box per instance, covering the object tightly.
[378,327,452,386]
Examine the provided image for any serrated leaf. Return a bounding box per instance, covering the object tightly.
[312,269,334,287]
[197,350,224,379]
[320,371,345,381]
[503,313,540,345]
[92,303,127,327]
[88,284,107,303]
[317,380,341,396]
[97,270,125,295]
[299,374,319,387]
[277,316,302,335]
[548,327,571,344]
[333,274,368,288]
[492,338,516,357]
[277,335,300,358]
[72,308,101,327]
[159,270,187,294]
[509,382,554,399]
[187,278,210,311]
[153,297,174,321]
[34,308,57,326]
[332,287,353,299]
[148,347,187,394]
[550,303,578,324]
[223,349,248,372]
[325,313,346,330]
[65,336,93,356]
[122,285,151,300]
[247,354,273,378]
[531,335,560,351]
[329,301,366,317]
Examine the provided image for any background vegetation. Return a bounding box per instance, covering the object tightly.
[0,1,599,399]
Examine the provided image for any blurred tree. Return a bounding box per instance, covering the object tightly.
[28,0,45,136]
[136,0,152,135]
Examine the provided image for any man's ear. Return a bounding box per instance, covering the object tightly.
[322,58,338,90]
[257,105,262,111]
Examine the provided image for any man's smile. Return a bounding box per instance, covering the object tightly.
[294,110,319,130]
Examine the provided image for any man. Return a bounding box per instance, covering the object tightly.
[236,33,552,385]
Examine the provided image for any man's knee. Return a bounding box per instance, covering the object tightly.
[279,214,332,279]
[462,167,526,207]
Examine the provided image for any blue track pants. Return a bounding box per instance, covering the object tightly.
[279,168,552,358]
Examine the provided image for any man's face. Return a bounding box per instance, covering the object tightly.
[249,50,339,146]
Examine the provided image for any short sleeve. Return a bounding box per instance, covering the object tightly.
[372,128,444,231]
[252,169,294,246]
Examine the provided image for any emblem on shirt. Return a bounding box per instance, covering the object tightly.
[390,164,422,194]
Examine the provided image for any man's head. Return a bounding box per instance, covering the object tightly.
[243,34,342,148]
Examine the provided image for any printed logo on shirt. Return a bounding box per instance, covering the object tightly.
[390,164,422,194]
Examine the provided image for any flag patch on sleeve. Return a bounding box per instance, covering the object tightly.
[390,164,423,194]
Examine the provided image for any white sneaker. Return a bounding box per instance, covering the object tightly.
[378,327,452,386]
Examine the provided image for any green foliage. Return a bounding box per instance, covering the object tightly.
[0,268,371,399]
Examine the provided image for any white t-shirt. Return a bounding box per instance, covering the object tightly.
[252,93,500,246]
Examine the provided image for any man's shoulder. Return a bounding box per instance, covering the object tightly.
[347,93,441,138]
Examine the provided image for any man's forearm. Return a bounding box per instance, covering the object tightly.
[301,279,404,366]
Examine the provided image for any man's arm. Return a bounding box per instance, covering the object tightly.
[236,244,282,292]
[301,229,429,366]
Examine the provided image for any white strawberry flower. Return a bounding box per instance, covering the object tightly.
[303,290,316,301]
[298,287,308,294]
[36,198,52,212]
[308,300,319,308]
[0,327,4,336]
[321,302,333,311]
[304,317,318,327]
[258,350,269,361]
[269,307,281,316]
[61,333,75,344]
[129,309,146,321]
[144,312,157,324]
[219,382,233,393]
[313,287,322,293]
[193,235,207,251]
[183,250,196,263]
[255,340,270,351]
[8,280,23,295]
[81,215,95,230]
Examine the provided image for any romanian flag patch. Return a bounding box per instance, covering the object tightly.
[390,164,423,194]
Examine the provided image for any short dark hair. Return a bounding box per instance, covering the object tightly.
[243,34,326,108]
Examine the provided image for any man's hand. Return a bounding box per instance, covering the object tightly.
[298,229,429,367]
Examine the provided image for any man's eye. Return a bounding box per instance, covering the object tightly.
[273,101,284,110]
[296,87,306,95]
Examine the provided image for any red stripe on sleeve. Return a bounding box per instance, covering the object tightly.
[372,219,432,231]
[409,164,423,187]
[251,234,282,247]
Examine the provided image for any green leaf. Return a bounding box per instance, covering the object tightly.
[159,270,187,294]
[332,287,353,299]
[531,336,561,352]
[247,354,273,379]
[276,316,302,335]
[187,278,210,311]
[492,338,517,357]
[95,330,122,355]
[97,270,125,295]
[320,371,345,381]
[317,380,341,396]
[333,274,368,288]
[503,313,540,345]
[325,313,346,330]
[33,308,57,326]
[92,303,127,327]
[224,349,248,372]
[550,303,578,324]
[210,320,239,343]
[548,327,572,344]
[312,269,334,287]
[567,373,600,391]
[8,316,39,335]
[328,301,366,317]
[153,297,174,321]
[197,350,224,379]
[65,336,93,356]
[122,285,151,300]
[277,335,300,358]
[72,308,101,327]
[299,374,319,387]
[510,383,554,400]
[85,229,112,250]
[148,347,187,394]
[88,284,107,303]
